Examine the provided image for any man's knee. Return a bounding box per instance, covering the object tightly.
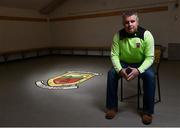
[108,68,116,75]
[143,68,155,79]
[108,68,119,78]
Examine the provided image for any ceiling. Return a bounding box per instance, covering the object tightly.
[0,0,67,14]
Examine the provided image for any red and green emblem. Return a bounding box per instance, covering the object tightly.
[36,71,100,89]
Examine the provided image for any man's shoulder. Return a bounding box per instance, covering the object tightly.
[138,26,147,33]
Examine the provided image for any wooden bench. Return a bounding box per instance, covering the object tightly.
[0,46,111,63]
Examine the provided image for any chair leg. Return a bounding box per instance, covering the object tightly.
[137,77,141,109]
[156,73,161,103]
[121,74,161,110]
[120,78,123,101]
[121,76,142,109]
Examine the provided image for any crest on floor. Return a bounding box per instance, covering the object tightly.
[35,71,101,89]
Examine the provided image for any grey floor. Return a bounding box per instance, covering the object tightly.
[0,55,180,127]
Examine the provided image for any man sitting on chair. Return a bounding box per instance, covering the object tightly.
[105,10,155,125]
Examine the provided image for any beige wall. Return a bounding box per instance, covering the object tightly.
[0,7,50,53]
[50,0,180,58]
[0,6,46,17]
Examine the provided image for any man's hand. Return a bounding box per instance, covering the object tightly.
[119,67,140,81]
[126,67,139,81]
[119,68,128,80]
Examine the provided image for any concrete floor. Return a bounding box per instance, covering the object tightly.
[0,55,180,127]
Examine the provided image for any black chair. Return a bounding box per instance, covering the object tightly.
[120,45,163,109]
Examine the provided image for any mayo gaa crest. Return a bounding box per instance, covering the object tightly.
[35,71,100,89]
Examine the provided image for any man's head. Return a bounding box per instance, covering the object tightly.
[122,10,139,34]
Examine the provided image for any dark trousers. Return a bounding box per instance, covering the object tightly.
[106,61,156,114]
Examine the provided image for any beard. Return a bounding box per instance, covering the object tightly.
[125,26,137,34]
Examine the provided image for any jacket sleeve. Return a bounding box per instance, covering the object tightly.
[110,33,122,73]
[138,31,154,73]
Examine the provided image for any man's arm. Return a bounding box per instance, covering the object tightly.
[111,33,122,73]
[111,33,130,79]
[138,30,154,73]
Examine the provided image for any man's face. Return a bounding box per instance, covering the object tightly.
[123,15,139,34]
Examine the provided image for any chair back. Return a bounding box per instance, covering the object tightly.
[154,45,162,64]
[154,45,163,73]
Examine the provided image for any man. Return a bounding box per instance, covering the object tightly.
[105,10,155,125]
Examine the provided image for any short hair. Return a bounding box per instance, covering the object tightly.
[122,9,139,22]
